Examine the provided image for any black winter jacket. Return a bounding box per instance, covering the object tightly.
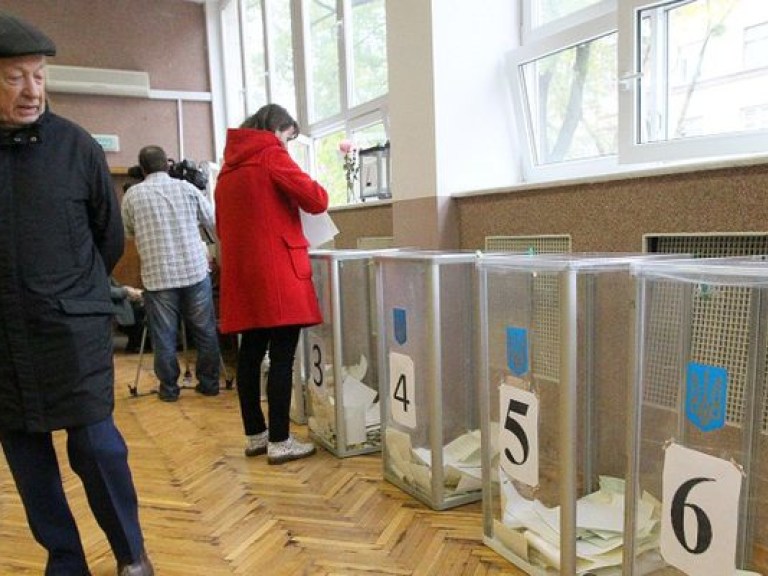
[0,109,123,433]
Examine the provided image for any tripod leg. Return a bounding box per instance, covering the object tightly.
[130,322,149,397]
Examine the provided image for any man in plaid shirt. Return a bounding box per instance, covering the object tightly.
[122,145,221,401]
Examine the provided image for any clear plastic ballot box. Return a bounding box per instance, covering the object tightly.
[374,250,481,510]
[624,257,768,576]
[304,249,386,457]
[477,253,673,575]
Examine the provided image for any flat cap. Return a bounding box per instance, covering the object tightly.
[0,12,56,58]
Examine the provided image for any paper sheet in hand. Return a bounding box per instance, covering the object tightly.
[300,210,339,247]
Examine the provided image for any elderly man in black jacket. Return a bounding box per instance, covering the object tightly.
[0,12,153,576]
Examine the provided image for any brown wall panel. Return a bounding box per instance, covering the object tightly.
[0,0,213,169]
[455,163,768,251]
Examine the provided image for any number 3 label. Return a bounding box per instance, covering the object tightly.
[661,443,742,575]
[308,332,327,397]
[498,384,539,486]
[389,352,416,429]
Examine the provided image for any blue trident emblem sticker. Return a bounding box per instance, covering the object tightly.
[506,326,529,377]
[685,362,727,432]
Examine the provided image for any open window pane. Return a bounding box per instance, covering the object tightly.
[266,0,296,116]
[639,0,768,143]
[521,32,618,165]
[532,0,606,28]
[349,0,388,106]
[307,0,341,122]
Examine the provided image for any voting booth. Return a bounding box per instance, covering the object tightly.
[477,253,670,575]
[625,257,768,576]
[375,250,481,510]
[305,249,384,457]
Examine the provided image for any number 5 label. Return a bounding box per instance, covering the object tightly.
[661,443,742,575]
[389,352,416,429]
[498,384,539,486]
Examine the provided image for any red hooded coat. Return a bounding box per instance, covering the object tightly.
[215,129,329,334]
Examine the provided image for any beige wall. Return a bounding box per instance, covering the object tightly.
[0,0,213,168]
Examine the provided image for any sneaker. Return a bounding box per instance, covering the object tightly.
[267,435,316,465]
[245,430,269,457]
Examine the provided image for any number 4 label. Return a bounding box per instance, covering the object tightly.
[661,443,742,575]
[389,352,416,429]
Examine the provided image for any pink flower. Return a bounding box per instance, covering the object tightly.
[338,139,356,154]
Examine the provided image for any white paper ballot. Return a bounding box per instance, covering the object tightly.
[300,209,339,247]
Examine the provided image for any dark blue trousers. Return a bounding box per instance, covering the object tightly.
[0,416,145,576]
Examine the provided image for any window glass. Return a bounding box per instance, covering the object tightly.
[639,0,768,143]
[521,32,617,165]
[267,0,297,116]
[242,0,267,114]
[350,0,388,106]
[352,122,387,149]
[307,0,341,121]
[314,130,347,206]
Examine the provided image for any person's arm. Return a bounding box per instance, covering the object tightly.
[89,145,124,274]
[267,147,329,214]
[194,188,217,242]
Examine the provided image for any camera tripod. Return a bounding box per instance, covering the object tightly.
[128,319,234,397]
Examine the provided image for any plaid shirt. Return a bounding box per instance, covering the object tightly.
[121,172,215,291]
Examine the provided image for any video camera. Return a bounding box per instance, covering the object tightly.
[125,158,209,191]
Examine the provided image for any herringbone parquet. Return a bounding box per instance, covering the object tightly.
[0,346,523,576]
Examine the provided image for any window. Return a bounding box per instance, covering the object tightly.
[305,0,341,122]
[633,0,768,146]
[348,0,388,107]
[222,0,389,206]
[510,0,768,181]
[240,0,297,118]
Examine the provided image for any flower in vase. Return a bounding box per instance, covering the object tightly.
[338,139,359,202]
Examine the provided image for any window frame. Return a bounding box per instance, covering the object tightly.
[510,0,768,183]
[617,0,768,164]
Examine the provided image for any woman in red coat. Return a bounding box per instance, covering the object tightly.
[215,104,329,465]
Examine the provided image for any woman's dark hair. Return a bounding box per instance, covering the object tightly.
[241,103,299,134]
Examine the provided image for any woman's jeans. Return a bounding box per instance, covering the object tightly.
[144,276,221,397]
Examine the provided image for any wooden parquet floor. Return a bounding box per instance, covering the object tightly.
[0,345,524,576]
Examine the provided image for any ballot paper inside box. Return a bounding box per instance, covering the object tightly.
[304,249,387,457]
[375,250,481,510]
[477,253,678,575]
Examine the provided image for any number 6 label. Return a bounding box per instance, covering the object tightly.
[389,352,416,429]
[661,443,742,575]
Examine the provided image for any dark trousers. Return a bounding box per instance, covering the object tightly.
[236,326,301,442]
[0,416,145,576]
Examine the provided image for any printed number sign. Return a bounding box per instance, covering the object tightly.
[389,352,416,429]
[661,443,742,575]
[308,332,327,396]
[498,384,539,486]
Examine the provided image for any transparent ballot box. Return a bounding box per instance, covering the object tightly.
[291,332,308,424]
[478,253,666,575]
[375,250,480,510]
[625,257,768,576]
[305,249,383,457]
